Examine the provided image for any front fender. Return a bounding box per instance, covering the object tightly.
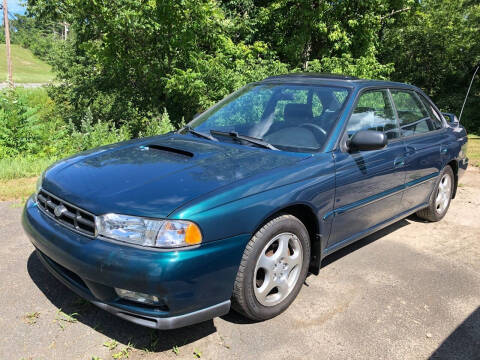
[170,157,336,244]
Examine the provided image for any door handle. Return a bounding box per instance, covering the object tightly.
[394,157,405,168]
[440,145,448,154]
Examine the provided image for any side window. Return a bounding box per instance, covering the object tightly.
[418,95,443,130]
[311,93,323,117]
[346,89,399,139]
[390,90,439,136]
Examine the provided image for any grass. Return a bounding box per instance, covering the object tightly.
[0,177,37,201]
[0,157,56,180]
[467,134,480,167]
[0,157,56,201]
[0,44,54,83]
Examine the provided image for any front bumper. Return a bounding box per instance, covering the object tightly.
[22,196,250,329]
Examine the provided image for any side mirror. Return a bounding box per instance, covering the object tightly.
[442,112,459,127]
[348,130,387,151]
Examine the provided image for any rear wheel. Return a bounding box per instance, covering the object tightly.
[416,165,454,222]
[232,214,310,321]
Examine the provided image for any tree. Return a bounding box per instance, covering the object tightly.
[380,0,480,131]
[221,0,416,78]
[27,0,287,130]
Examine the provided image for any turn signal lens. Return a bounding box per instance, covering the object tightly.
[185,223,202,245]
[156,220,203,247]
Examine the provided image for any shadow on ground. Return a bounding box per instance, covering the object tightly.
[26,215,416,350]
[321,217,411,268]
[27,252,216,352]
[430,307,480,360]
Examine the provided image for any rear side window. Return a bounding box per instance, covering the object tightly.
[390,90,441,136]
[346,89,399,139]
[418,95,443,130]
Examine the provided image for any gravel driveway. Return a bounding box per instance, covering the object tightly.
[1,168,479,360]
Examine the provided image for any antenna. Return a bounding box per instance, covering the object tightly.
[459,65,479,123]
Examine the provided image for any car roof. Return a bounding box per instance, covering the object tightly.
[259,73,418,91]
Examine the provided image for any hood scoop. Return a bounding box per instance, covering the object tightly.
[141,144,194,158]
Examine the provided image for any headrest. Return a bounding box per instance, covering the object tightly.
[284,103,313,125]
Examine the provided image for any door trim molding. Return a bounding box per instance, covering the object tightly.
[323,171,439,220]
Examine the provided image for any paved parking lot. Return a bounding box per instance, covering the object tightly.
[1,168,479,360]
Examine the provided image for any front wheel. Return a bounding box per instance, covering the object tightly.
[232,214,310,321]
[416,165,454,222]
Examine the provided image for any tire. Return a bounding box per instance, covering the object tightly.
[232,214,310,321]
[416,165,454,222]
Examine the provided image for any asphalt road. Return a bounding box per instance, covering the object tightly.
[0,83,46,89]
[1,168,479,360]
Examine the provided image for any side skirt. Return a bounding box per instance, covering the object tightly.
[322,202,428,258]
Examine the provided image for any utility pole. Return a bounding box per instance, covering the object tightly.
[2,0,13,86]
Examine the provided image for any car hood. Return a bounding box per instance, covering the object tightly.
[42,134,309,217]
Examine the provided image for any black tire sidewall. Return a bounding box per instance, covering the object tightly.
[241,215,310,320]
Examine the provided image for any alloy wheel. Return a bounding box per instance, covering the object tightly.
[253,232,303,307]
[435,173,452,214]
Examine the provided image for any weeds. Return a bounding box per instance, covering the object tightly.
[112,343,133,359]
[172,345,179,355]
[24,311,40,325]
[54,308,78,330]
[103,339,119,351]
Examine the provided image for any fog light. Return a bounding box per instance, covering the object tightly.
[115,288,160,305]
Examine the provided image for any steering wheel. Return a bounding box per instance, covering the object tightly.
[300,123,328,142]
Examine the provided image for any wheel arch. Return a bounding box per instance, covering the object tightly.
[252,203,322,275]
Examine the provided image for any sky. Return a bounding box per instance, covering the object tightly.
[3,0,26,17]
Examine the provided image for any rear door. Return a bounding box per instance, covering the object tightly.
[327,89,406,250]
[390,90,446,211]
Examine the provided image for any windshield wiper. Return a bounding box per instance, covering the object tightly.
[210,130,278,150]
[183,126,218,142]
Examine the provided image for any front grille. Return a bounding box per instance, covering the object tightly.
[37,189,96,237]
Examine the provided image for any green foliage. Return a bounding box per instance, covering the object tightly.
[138,108,175,138]
[0,87,64,158]
[379,0,480,133]
[64,108,131,154]
[0,157,56,180]
[10,15,65,65]
[0,0,477,185]
[0,87,175,179]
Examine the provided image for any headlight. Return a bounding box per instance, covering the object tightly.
[95,213,202,248]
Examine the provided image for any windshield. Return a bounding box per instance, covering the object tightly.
[187,84,350,152]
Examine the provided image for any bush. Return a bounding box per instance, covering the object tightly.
[0,87,177,179]
[0,87,66,158]
[62,108,131,154]
[137,108,176,138]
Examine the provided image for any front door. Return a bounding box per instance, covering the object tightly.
[327,89,406,251]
